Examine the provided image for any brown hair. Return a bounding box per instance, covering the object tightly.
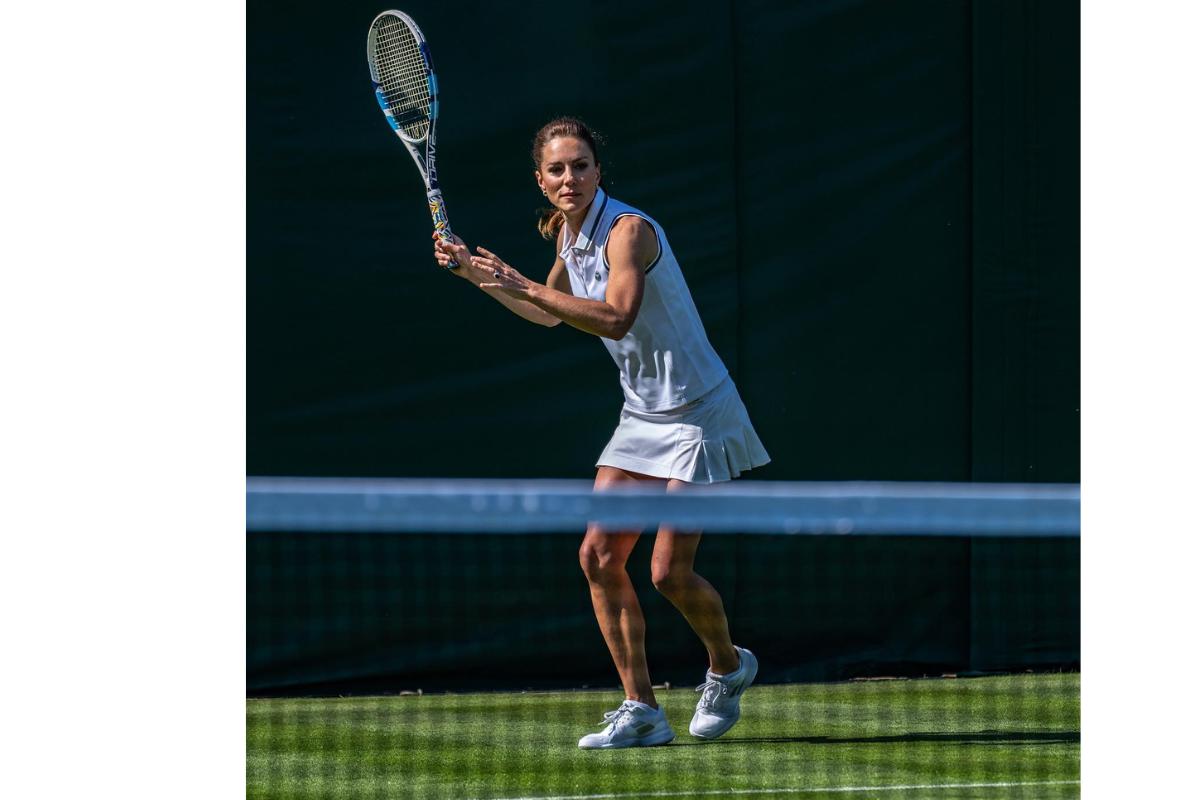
[531,117,603,240]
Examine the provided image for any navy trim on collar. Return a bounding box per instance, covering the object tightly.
[569,189,610,254]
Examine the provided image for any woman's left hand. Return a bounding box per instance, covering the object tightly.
[473,247,535,295]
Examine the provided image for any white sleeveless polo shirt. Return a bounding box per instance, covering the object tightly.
[559,188,729,413]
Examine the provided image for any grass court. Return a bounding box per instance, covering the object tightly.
[247,673,1079,799]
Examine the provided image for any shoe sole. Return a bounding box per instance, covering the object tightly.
[690,648,759,740]
[579,728,676,750]
[689,708,739,739]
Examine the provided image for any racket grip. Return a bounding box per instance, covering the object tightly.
[427,189,458,269]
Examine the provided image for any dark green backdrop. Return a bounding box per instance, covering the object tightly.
[248,0,1079,694]
[248,0,1078,481]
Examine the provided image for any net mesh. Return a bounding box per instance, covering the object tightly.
[369,14,432,140]
[246,479,1080,799]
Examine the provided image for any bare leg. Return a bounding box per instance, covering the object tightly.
[650,479,740,675]
[578,467,664,707]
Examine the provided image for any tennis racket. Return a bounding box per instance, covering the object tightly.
[367,10,457,268]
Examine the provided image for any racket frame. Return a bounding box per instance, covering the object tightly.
[368,10,457,268]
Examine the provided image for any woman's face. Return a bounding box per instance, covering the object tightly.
[535,136,601,217]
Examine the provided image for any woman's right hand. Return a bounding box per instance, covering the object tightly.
[433,233,469,272]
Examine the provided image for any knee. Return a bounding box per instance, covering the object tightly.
[579,539,626,585]
[651,561,692,597]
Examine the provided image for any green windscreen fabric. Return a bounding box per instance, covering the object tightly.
[249,0,1078,484]
[248,531,1079,695]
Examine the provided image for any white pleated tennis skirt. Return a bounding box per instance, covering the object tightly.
[596,376,771,484]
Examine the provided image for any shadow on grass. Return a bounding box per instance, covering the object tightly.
[672,730,1081,747]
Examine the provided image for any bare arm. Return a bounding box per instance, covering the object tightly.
[474,216,655,340]
[434,235,561,327]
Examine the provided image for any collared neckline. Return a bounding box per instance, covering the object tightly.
[559,188,610,260]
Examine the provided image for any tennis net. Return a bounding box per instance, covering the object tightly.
[247,478,1080,799]
[247,477,1078,535]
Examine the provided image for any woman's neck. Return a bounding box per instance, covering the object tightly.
[564,201,593,234]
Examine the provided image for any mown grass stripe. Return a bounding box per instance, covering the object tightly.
[478,778,1082,800]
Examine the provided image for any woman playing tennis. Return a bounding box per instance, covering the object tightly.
[434,117,770,749]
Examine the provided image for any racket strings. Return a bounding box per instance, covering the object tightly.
[370,17,432,140]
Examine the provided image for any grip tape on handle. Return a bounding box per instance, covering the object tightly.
[427,190,457,269]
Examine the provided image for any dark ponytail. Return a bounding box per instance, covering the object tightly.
[531,116,603,241]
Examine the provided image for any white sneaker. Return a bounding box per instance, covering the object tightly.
[689,646,758,739]
[578,700,676,750]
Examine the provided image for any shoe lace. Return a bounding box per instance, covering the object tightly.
[695,677,731,711]
[598,701,635,728]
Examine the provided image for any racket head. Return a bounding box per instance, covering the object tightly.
[367,10,438,143]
